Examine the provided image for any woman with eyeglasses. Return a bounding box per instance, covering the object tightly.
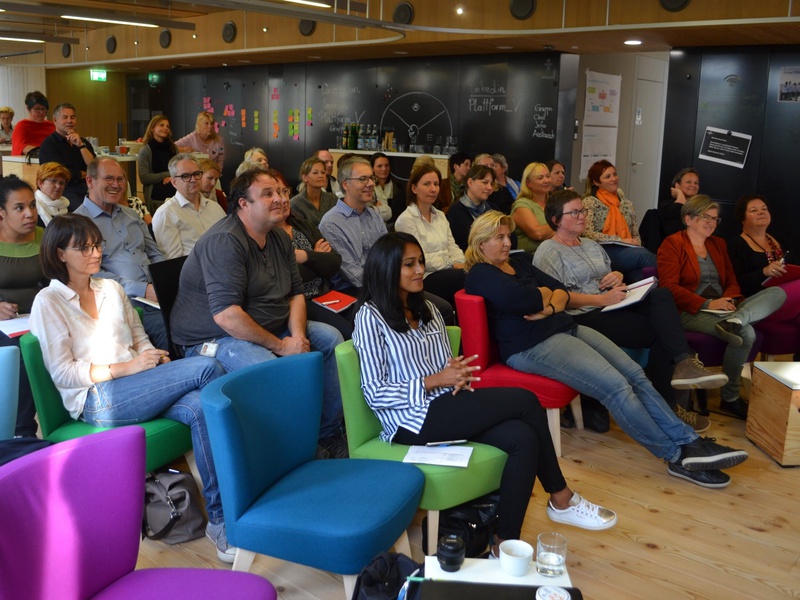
[290,157,338,227]
[533,189,727,433]
[11,91,55,156]
[464,210,751,488]
[29,212,233,561]
[34,162,71,226]
[0,176,47,437]
[582,160,656,282]
[152,153,226,259]
[657,195,785,420]
[0,106,14,144]
[138,115,178,210]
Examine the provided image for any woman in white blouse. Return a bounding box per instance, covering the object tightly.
[393,164,465,306]
[29,213,235,563]
[353,232,616,557]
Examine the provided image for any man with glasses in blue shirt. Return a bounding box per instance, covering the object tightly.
[152,153,225,259]
[75,156,169,349]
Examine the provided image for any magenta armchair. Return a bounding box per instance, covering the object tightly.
[0,426,276,600]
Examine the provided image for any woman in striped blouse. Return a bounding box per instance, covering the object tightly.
[352,232,616,556]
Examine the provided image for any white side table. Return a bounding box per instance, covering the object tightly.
[424,556,572,588]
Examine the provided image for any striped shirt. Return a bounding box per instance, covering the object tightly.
[353,301,453,442]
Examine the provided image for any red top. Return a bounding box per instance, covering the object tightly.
[657,230,742,314]
[11,119,55,155]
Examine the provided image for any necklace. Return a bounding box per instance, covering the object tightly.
[744,232,783,263]
[554,233,604,284]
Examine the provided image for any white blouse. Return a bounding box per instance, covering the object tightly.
[394,204,465,276]
[29,278,154,419]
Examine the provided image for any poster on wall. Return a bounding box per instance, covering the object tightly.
[778,67,800,102]
[579,125,617,180]
[584,70,621,127]
[698,126,752,169]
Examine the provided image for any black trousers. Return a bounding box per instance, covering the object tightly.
[394,387,567,539]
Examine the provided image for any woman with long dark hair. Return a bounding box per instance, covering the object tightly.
[138,114,178,209]
[353,231,617,556]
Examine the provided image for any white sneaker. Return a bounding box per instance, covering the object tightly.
[546,492,617,531]
[206,521,238,563]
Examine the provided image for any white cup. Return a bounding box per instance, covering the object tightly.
[498,539,533,577]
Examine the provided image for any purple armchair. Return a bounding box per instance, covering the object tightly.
[0,426,276,600]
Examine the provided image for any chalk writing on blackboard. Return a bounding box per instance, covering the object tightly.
[380,92,453,144]
[467,80,521,115]
[532,103,555,139]
[319,82,363,132]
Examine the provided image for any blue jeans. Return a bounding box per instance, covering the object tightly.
[82,356,226,523]
[603,244,657,283]
[184,321,345,440]
[507,325,696,463]
[680,287,786,401]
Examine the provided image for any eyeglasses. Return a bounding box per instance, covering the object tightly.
[345,175,378,185]
[66,241,104,256]
[175,171,203,182]
[31,106,47,113]
[44,178,66,187]
[562,208,589,218]
[101,176,126,185]
[280,188,291,197]
[699,214,722,225]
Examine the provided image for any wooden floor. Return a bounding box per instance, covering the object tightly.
[137,388,800,600]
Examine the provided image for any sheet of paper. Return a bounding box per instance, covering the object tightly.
[601,277,655,312]
[0,313,30,338]
[132,297,161,310]
[403,445,473,468]
[700,308,735,315]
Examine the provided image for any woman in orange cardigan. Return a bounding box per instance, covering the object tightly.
[657,195,785,419]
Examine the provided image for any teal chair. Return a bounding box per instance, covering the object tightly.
[335,326,508,555]
[19,333,193,472]
[0,346,19,440]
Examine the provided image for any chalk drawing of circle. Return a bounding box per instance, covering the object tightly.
[380,92,453,143]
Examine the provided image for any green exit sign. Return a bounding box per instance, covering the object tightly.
[90,70,107,82]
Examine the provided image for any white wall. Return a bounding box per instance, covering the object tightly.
[0,58,47,126]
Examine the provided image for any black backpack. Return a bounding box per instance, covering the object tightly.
[351,552,422,600]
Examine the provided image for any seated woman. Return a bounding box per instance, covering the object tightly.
[370,152,405,224]
[447,164,495,251]
[394,164,465,306]
[11,91,55,156]
[353,232,617,553]
[0,106,13,144]
[658,168,700,238]
[582,160,656,281]
[198,158,228,213]
[492,154,520,200]
[464,210,749,489]
[290,157,339,227]
[138,114,177,210]
[34,162,70,226]
[533,189,727,431]
[511,162,555,253]
[439,152,471,211]
[273,170,352,340]
[176,111,225,173]
[657,195,786,420]
[546,160,569,193]
[28,213,233,562]
[243,146,269,169]
[0,176,46,437]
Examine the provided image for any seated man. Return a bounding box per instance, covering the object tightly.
[170,167,346,454]
[319,156,454,322]
[152,153,226,258]
[74,157,168,349]
[38,103,96,211]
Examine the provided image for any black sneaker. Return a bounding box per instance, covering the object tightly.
[679,436,749,471]
[667,462,731,488]
[715,320,743,347]
[718,397,749,420]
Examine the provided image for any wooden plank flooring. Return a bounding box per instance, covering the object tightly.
[137,391,800,600]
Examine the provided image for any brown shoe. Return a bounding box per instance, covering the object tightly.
[674,404,710,433]
[671,356,728,390]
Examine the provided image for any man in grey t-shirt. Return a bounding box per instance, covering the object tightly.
[171,168,345,447]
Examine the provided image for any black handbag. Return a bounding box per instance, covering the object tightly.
[421,493,500,558]
[351,552,422,600]
[142,469,207,545]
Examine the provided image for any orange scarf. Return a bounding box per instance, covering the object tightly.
[596,189,631,239]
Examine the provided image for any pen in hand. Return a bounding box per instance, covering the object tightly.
[0,294,20,318]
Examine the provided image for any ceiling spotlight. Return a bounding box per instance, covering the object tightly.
[262,27,268,32]
[455,5,464,15]
[624,39,642,46]
[192,34,197,39]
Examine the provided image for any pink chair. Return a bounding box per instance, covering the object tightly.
[0,426,276,600]
[454,290,583,456]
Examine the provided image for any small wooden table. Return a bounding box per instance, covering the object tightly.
[748,362,800,466]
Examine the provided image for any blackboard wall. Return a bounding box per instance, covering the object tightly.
[660,45,800,249]
[156,52,566,188]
